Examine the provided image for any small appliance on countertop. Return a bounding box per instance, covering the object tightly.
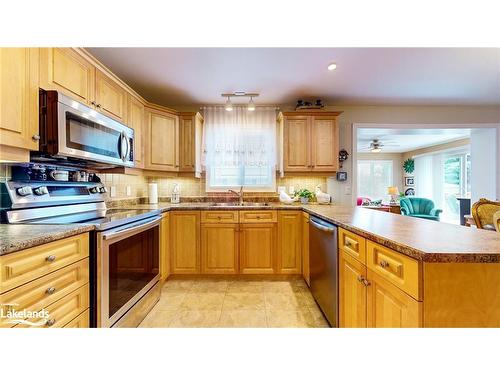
[1,177,162,328]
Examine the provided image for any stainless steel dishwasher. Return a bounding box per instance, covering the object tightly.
[309,215,338,327]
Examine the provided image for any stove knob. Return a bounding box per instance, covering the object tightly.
[89,187,99,194]
[99,186,108,194]
[33,186,49,196]
[16,186,33,196]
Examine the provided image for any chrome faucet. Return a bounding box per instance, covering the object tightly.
[228,186,244,205]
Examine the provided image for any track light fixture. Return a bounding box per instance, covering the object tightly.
[221,92,259,111]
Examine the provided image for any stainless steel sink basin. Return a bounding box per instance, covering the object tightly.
[210,202,270,207]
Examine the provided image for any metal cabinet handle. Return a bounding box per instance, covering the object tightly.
[379,260,390,268]
[32,134,40,141]
[96,103,102,109]
[217,216,222,220]
[45,319,56,327]
[46,287,56,295]
[362,279,371,286]
[91,101,96,106]
[45,255,56,262]
[357,275,364,283]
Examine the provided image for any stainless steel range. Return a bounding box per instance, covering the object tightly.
[1,179,161,328]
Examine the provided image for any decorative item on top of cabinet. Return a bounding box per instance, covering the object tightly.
[281,111,342,173]
[127,94,145,168]
[277,211,302,274]
[178,112,203,173]
[144,106,179,172]
[0,48,39,162]
[170,211,200,274]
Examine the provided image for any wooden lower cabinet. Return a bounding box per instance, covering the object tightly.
[160,212,170,282]
[302,212,310,286]
[277,211,302,274]
[201,224,239,274]
[239,223,277,274]
[170,211,200,274]
[339,251,367,328]
[366,270,422,328]
[65,309,90,328]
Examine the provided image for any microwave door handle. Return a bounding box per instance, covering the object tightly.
[102,216,161,241]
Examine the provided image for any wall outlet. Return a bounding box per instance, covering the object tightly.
[126,185,132,196]
[110,186,116,198]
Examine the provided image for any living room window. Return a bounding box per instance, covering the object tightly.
[203,106,277,192]
[357,160,394,201]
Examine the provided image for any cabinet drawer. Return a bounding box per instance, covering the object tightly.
[366,240,421,300]
[201,210,239,223]
[339,228,366,263]
[0,234,89,293]
[239,210,277,223]
[0,258,89,327]
[24,284,89,328]
[64,309,90,328]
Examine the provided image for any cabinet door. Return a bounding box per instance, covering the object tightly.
[366,270,422,328]
[39,48,95,105]
[302,212,310,286]
[0,48,39,152]
[95,69,127,122]
[201,224,239,274]
[277,211,302,274]
[311,116,338,171]
[160,213,170,282]
[127,95,145,168]
[283,116,310,171]
[145,110,179,171]
[170,211,200,274]
[339,251,367,328]
[179,115,195,172]
[239,224,276,274]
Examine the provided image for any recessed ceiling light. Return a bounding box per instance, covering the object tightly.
[327,62,337,71]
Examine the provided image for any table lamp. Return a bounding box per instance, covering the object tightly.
[387,186,399,205]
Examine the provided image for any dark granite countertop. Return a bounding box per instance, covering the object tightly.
[0,223,95,256]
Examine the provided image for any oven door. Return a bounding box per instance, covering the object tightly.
[96,216,160,328]
[56,96,134,167]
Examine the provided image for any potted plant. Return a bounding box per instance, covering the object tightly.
[296,188,315,204]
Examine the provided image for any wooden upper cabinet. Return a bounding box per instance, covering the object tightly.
[127,95,145,168]
[179,112,203,173]
[277,211,302,274]
[170,211,200,274]
[339,250,367,328]
[39,48,95,105]
[145,108,179,171]
[282,111,341,173]
[283,116,310,171]
[311,116,339,171]
[94,70,127,122]
[0,48,39,156]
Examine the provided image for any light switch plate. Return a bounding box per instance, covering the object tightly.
[110,186,116,198]
[126,185,132,196]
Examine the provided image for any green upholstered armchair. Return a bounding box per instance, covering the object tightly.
[399,197,442,221]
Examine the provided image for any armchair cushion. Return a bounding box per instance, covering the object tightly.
[399,197,442,221]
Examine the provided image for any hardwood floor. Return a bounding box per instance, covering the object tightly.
[139,278,329,328]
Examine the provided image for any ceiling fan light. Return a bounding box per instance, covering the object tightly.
[225,97,233,112]
[247,97,256,111]
[371,147,382,153]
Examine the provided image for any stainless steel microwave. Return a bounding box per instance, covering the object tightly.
[36,90,134,168]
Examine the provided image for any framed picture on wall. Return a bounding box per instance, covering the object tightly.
[405,188,415,196]
[405,177,414,186]
[336,171,347,181]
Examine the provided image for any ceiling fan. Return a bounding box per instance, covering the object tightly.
[358,139,400,153]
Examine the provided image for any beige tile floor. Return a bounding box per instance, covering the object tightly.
[139,278,330,328]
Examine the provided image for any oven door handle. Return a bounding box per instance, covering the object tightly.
[102,216,161,241]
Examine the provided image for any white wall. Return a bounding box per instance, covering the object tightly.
[471,127,498,202]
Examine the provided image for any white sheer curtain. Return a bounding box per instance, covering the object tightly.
[202,106,277,191]
[414,154,444,209]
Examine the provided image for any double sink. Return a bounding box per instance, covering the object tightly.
[210,202,270,207]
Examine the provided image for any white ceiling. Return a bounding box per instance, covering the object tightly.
[87,48,500,109]
[357,128,471,153]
